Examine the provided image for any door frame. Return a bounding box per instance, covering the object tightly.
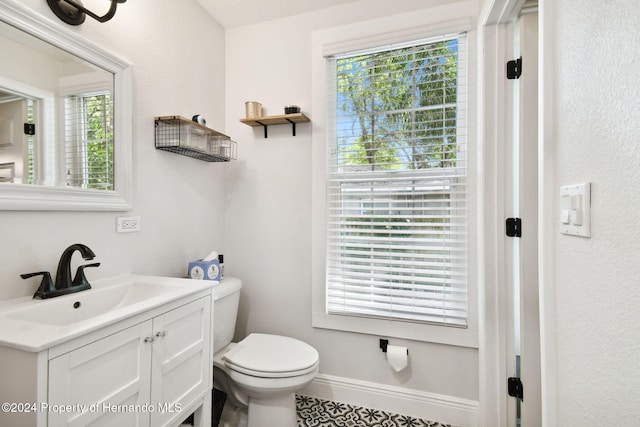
[478,1,544,426]
[537,1,557,424]
[510,8,542,426]
[480,0,558,426]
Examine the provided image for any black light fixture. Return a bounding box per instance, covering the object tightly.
[47,0,126,26]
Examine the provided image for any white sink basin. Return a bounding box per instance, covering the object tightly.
[8,280,182,326]
[0,274,215,352]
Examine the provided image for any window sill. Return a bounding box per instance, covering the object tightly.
[312,311,478,349]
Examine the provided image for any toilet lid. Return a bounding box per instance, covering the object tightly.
[223,333,319,375]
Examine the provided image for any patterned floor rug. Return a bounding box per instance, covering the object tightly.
[296,395,458,427]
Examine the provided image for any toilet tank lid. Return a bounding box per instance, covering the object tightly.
[212,276,242,301]
[223,333,319,373]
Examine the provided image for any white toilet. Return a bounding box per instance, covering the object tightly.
[212,277,319,427]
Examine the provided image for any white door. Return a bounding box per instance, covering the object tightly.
[505,4,541,426]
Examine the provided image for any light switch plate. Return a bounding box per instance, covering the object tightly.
[560,183,591,238]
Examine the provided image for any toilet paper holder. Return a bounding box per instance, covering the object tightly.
[379,339,408,355]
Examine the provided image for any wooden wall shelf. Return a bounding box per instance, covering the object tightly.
[240,113,310,138]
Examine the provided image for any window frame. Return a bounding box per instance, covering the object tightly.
[311,16,478,348]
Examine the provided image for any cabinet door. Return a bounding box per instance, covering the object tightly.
[48,321,153,427]
[150,297,211,426]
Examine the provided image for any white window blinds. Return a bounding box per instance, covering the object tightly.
[64,91,114,190]
[325,33,468,327]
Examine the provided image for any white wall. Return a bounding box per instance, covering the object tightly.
[0,0,228,300]
[545,0,640,424]
[223,0,481,411]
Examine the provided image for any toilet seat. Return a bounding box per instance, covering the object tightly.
[223,333,319,378]
[224,359,318,378]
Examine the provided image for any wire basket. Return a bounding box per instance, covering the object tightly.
[154,116,237,162]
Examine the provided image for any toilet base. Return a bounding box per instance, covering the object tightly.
[247,392,297,427]
[219,402,248,427]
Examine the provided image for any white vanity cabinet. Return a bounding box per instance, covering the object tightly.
[0,287,212,427]
[150,297,211,426]
[48,320,153,426]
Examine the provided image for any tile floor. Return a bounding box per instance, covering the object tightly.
[296,395,458,427]
[187,390,459,427]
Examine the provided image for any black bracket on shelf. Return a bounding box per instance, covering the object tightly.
[255,119,298,139]
[287,118,297,137]
[255,120,267,138]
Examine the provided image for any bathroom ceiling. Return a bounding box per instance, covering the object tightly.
[195,0,359,28]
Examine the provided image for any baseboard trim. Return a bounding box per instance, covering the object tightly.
[300,373,478,427]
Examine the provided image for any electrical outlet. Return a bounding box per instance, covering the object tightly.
[116,216,141,233]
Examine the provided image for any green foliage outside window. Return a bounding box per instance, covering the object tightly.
[335,39,459,171]
[83,94,114,190]
[65,92,114,191]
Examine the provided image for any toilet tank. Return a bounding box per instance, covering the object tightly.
[212,276,242,354]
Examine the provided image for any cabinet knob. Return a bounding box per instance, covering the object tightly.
[144,336,154,344]
[155,331,167,338]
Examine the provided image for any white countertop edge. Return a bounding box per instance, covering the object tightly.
[0,274,216,352]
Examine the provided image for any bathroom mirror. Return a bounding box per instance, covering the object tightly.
[0,1,132,210]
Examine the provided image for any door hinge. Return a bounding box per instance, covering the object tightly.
[506,57,522,79]
[508,377,524,401]
[24,123,35,136]
[506,217,522,237]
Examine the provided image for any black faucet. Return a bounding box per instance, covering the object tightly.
[55,243,99,291]
[21,243,101,299]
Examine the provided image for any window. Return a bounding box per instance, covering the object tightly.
[64,91,114,190]
[26,98,34,184]
[324,33,468,328]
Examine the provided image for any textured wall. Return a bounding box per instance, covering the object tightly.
[551,0,640,423]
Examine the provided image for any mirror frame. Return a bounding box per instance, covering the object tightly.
[0,0,132,211]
